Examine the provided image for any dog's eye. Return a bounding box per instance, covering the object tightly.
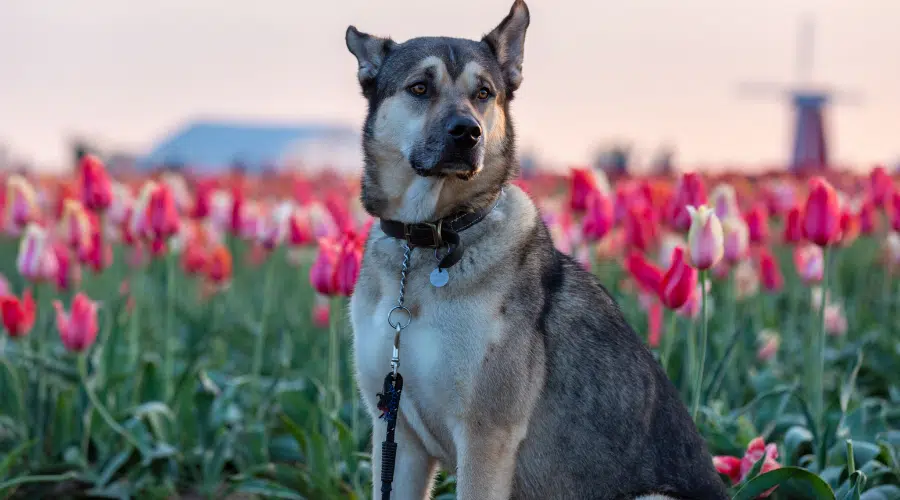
[408,83,428,96]
[476,87,491,100]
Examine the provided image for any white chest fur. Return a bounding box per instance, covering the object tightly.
[350,239,505,466]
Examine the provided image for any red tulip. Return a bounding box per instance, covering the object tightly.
[289,210,314,246]
[623,203,658,252]
[858,197,877,235]
[52,241,75,292]
[54,293,99,352]
[146,183,181,243]
[625,251,664,296]
[334,232,364,296]
[802,177,841,247]
[713,455,742,485]
[569,167,605,212]
[310,237,341,295]
[667,172,707,232]
[191,179,216,219]
[182,241,208,276]
[659,247,698,310]
[740,438,781,495]
[0,289,36,338]
[744,203,769,245]
[838,209,860,246]
[77,154,112,212]
[757,247,784,293]
[582,190,614,242]
[890,191,900,233]
[78,213,112,274]
[783,205,804,244]
[229,183,246,235]
[869,165,894,208]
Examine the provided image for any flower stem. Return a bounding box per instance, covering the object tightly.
[812,247,830,448]
[691,270,709,421]
[252,251,278,379]
[328,297,343,414]
[78,354,144,454]
[662,311,677,375]
[163,247,177,402]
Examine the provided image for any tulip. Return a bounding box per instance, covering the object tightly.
[668,172,707,232]
[869,164,894,208]
[657,233,686,270]
[0,289,36,338]
[59,199,92,254]
[756,330,780,362]
[883,232,900,270]
[783,205,805,244]
[646,301,663,348]
[659,247,697,310]
[891,191,900,234]
[709,183,740,221]
[686,205,724,270]
[229,182,246,235]
[107,182,134,229]
[733,260,760,300]
[756,248,784,293]
[77,154,112,212]
[312,294,331,328]
[569,167,609,212]
[623,203,658,252]
[52,241,76,292]
[182,240,208,276]
[802,177,841,247]
[858,197,877,235]
[4,174,40,234]
[288,209,314,246]
[824,304,848,336]
[793,244,824,284]
[713,455,742,485]
[129,181,157,241]
[146,183,181,244]
[838,209,860,247]
[17,223,58,282]
[581,190,614,242]
[191,179,217,219]
[79,215,112,274]
[721,217,749,264]
[205,244,233,286]
[54,293,99,352]
[334,232,365,296]
[625,251,664,296]
[744,203,769,245]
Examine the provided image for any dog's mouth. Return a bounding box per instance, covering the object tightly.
[412,161,480,180]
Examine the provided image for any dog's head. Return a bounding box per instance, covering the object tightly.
[346,0,529,222]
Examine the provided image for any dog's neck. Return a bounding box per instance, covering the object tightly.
[370,174,504,225]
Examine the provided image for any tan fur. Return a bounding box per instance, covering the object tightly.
[367,59,510,224]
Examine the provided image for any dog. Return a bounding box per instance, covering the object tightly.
[346,1,729,498]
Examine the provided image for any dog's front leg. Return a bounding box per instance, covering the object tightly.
[371,413,437,500]
[453,423,527,500]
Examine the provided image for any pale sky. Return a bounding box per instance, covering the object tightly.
[1,0,898,171]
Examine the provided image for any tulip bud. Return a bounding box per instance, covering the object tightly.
[686,205,724,270]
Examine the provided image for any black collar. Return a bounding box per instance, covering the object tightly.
[379,192,502,270]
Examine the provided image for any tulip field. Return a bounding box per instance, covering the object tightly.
[0,158,899,500]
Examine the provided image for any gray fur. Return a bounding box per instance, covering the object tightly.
[347,2,728,499]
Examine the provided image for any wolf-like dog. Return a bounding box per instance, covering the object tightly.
[346,1,729,499]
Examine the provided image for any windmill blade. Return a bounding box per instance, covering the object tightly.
[736,81,789,99]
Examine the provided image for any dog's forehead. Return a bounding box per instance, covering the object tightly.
[379,36,502,88]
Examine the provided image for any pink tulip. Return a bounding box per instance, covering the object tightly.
[793,244,824,284]
[721,217,750,264]
[54,293,99,352]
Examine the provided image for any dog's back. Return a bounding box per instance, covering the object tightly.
[511,220,728,499]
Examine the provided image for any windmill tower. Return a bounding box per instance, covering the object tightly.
[738,16,861,171]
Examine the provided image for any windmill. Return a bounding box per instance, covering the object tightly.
[737,15,862,170]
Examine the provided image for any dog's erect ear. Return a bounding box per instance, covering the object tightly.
[483,0,530,92]
[346,26,393,89]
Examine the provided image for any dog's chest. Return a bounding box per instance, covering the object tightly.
[351,248,503,463]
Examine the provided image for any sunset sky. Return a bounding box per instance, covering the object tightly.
[1,0,898,171]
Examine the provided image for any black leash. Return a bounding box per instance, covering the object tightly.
[375,192,503,499]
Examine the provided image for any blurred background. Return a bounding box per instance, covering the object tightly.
[1,0,898,176]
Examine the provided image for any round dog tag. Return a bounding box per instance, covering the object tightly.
[430,267,449,288]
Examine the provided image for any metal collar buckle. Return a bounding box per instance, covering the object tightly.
[404,219,443,248]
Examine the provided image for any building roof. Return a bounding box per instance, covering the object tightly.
[137,119,358,171]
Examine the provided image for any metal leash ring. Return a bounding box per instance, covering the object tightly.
[387,305,412,331]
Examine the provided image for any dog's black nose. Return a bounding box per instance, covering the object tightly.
[447,116,482,150]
